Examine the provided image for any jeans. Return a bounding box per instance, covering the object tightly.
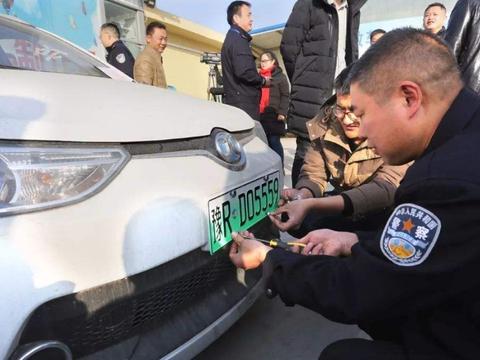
[267,135,284,165]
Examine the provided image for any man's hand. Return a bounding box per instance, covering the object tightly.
[294,229,359,257]
[279,188,313,206]
[229,232,272,270]
[269,199,313,231]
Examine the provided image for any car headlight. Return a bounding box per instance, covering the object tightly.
[0,145,129,216]
[213,130,244,164]
[253,120,268,144]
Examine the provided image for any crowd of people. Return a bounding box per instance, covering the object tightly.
[100,1,480,358]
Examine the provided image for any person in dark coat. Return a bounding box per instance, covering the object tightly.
[230,28,480,360]
[423,3,447,38]
[259,51,289,164]
[445,0,480,94]
[221,1,270,120]
[280,0,367,186]
[100,23,135,78]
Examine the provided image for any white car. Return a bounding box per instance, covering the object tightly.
[0,15,282,360]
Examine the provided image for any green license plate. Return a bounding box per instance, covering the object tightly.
[208,171,280,254]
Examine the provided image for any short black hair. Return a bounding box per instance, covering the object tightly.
[370,29,386,42]
[101,22,120,38]
[146,21,166,36]
[425,2,446,13]
[227,1,251,26]
[348,28,461,101]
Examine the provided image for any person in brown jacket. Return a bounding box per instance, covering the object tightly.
[134,21,167,88]
[270,65,409,237]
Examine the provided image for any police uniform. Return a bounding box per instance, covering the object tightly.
[263,88,480,360]
[105,40,135,78]
[221,25,265,120]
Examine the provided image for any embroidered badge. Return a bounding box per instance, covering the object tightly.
[116,53,126,64]
[380,203,441,267]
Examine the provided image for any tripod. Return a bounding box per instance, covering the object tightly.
[207,64,223,102]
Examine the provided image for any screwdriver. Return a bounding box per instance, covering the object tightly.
[242,235,306,250]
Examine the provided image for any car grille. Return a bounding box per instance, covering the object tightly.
[18,219,274,359]
[18,250,236,358]
[78,255,232,352]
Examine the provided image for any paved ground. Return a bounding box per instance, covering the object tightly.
[195,137,368,360]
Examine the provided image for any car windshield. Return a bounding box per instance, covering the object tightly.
[0,17,108,77]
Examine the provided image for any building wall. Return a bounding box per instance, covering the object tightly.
[145,7,224,100]
[162,35,221,99]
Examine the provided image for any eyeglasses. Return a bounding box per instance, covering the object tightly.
[333,105,356,119]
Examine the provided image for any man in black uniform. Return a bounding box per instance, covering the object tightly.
[221,1,270,120]
[100,23,135,78]
[230,28,480,359]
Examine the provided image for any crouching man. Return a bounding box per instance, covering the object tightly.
[230,28,480,359]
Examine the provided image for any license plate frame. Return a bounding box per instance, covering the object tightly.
[207,171,280,254]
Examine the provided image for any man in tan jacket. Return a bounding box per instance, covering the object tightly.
[134,21,167,88]
[270,65,409,237]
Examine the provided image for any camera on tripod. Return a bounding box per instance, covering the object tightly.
[200,52,222,65]
[200,52,223,102]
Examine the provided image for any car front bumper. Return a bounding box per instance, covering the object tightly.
[2,135,282,359]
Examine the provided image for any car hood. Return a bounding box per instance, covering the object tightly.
[0,70,254,142]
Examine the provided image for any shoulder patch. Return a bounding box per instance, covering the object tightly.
[116,53,126,64]
[380,203,441,267]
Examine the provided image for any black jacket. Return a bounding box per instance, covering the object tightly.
[263,88,480,359]
[436,26,446,39]
[280,0,366,138]
[221,25,265,120]
[445,0,480,94]
[260,66,290,136]
[105,40,135,78]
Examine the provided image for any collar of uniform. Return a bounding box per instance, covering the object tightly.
[230,25,252,42]
[436,26,446,37]
[105,40,121,54]
[424,87,480,155]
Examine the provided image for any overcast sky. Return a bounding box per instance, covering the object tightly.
[156,0,297,33]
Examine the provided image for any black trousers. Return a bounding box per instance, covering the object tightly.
[291,136,311,187]
[319,339,411,360]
